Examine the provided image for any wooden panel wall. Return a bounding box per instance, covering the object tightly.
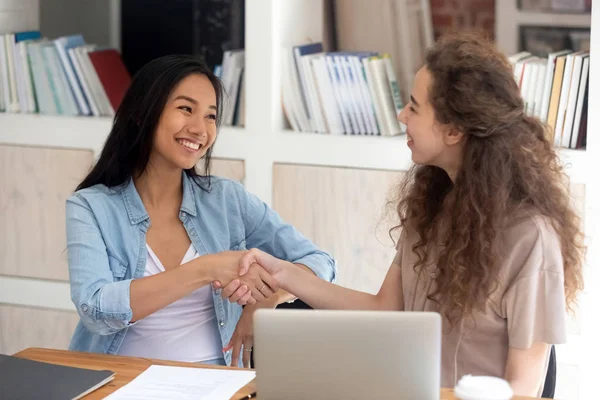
[0,145,93,281]
[273,163,403,294]
[208,158,245,182]
[0,305,79,355]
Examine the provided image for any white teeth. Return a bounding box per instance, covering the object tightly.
[177,139,200,150]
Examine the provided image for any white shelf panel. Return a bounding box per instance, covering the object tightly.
[0,113,249,156]
[273,131,590,180]
[515,10,591,27]
[0,113,112,153]
[210,125,254,159]
[0,275,73,312]
[273,130,413,171]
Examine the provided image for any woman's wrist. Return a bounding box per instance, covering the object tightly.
[195,254,220,283]
[276,260,297,292]
[246,297,278,311]
[180,256,215,287]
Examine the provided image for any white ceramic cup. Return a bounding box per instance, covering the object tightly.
[454,375,514,400]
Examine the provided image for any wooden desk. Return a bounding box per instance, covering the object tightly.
[14,348,540,399]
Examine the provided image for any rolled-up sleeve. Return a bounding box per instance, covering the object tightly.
[235,184,336,283]
[502,219,568,349]
[504,270,567,349]
[66,195,134,335]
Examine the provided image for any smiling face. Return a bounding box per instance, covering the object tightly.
[397,67,464,176]
[149,73,218,172]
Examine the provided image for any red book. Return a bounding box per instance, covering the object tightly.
[88,49,131,112]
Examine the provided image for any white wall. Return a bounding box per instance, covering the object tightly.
[0,0,120,49]
[0,0,39,33]
[39,0,118,48]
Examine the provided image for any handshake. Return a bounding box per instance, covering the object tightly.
[206,248,289,306]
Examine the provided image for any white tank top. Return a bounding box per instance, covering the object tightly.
[117,244,223,363]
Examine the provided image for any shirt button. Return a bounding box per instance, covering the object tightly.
[219,321,225,327]
[430,271,438,278]
[81,304,89,312]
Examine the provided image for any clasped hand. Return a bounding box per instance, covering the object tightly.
[210,250,279,306]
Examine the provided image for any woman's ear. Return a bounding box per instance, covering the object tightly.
[444,126,465,146]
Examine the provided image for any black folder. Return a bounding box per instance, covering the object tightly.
[0,354,115,400]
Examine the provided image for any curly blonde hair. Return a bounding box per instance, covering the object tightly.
[391,32,585,325]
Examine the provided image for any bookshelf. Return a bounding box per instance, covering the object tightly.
[0,1,599,398]
[496,1,592,55]
[494,3,599,399]
[1,3,595,181]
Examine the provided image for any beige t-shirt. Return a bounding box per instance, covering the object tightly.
[394,213,567,392]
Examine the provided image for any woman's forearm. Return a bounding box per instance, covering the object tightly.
[268,263,315,305]
[280,265,383,310]
[129,258,214,322]
[504,343,549,397]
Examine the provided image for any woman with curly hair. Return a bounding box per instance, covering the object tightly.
[218,32,585,396]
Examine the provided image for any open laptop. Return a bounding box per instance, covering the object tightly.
[253,309,441,400]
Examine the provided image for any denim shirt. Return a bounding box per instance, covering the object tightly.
[66,173,336,366]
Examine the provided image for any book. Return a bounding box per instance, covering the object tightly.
[310,55,345,134]
[352,53,380,134]
[68,47,100,116]
[43,43,78,116]
[510,48,588,149]
[569,56,589,149]
[367,56,403,136]
[282,47,311,132]
[27,40,58,115]
[540,50,571,122]
[553,51,582,146]
[4,33,19,112]
[281,43,405,136]
[293,43,325,132]
[54,35,91,115]
[220,49,245,126]
[0,354,114,400]
[0,29,130,117]
[0,34,11,112]
[74,45,114,116]
[532,61,548,118]
[332,52,364,134]
[546,55,567,142]
[88,49,132,112]
[561,52,588,147]
[519,57,540,111]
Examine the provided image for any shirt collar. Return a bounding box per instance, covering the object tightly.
[121,171,198,225]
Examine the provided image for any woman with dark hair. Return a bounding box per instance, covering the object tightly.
[226,33,585,396]
[66,55,335,367]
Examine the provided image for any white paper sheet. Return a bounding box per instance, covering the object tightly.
[103,365,256,400]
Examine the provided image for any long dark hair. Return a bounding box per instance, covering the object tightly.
[390,32,584,326]
[77,55,224,191]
